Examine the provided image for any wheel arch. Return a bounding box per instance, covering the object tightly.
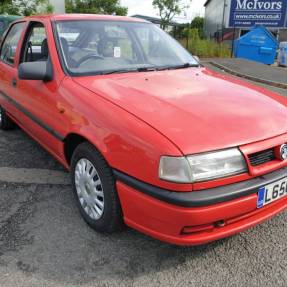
[64,133,104,166]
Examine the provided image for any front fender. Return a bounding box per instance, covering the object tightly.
[59,78,191,191]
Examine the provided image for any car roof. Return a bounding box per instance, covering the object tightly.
[22,14,148,23]
[0,15,22,21]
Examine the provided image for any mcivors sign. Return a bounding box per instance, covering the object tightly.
[229,0,287,28]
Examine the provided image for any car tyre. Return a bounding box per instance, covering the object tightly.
[71,142,124,233]
[0,106,16,130]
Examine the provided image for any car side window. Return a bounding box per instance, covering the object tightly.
[0,22,25,66]
[21,24,49,63]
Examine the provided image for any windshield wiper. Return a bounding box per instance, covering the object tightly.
[157,63,200,71]
[137,67,157,72]
[102,67,157,75]
[100,63,198,75]
[102,68,139,75]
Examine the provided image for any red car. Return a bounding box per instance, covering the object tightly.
[0,14,286,246]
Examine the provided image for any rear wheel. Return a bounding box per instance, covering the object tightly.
[71,142,124,233]
[0,106,16,130]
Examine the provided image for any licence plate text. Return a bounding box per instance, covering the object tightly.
[257,177,287,208]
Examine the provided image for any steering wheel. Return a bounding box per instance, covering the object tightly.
[76,54,104,67]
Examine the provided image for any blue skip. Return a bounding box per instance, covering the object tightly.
[234,26,278,65]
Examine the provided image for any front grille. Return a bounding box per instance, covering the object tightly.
[248,149,276,166]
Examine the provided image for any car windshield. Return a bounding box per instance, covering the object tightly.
[54,20,199,76]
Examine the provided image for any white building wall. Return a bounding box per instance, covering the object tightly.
[50,0,65,14]
[204,0,231,38]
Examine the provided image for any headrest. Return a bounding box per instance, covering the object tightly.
[41,38,49,58]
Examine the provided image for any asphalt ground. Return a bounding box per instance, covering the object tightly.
[0,67,286,287]
[207,58,287,89]
[204,62,287,97]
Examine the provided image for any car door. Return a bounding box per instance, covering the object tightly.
[0,21,26,119]
[13,21,66,160]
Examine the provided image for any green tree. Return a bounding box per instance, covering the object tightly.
[190,16,204,38]
[65,0,128,16]
[190,16,204,30]
[0,0,54,16]
[152,0,190,30]
[0,0,18,14]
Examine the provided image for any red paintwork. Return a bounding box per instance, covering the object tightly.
[74,68,287,155]
[117,182,287,245]
[0,15,286,245]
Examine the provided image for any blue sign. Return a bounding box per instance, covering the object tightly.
[229,0,287,28]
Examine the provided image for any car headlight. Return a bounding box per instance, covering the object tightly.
[159,148,247,183]
[159,156,193,183]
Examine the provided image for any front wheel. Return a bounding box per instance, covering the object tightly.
[0,106,16,130]
[71,142,124,233]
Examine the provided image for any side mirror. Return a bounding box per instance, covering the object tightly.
[18,61,53,82]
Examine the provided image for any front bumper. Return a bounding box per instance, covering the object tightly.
[114,168,287,246]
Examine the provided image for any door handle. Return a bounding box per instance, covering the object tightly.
[12,78,17,87]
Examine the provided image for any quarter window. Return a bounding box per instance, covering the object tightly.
[0,22,25,65]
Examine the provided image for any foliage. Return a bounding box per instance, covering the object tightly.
[179,29,230,58]
[45,2,54,14]
[65,0,128,16]
[190,16,204,30]
[179,17,205,39]
[0,0,18,14]
[175,19,230,58]
[182,27,199,40]
[0,0,54,16]
[152,0,190,30]
[173,23,190,39]
[190,16,204,38]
